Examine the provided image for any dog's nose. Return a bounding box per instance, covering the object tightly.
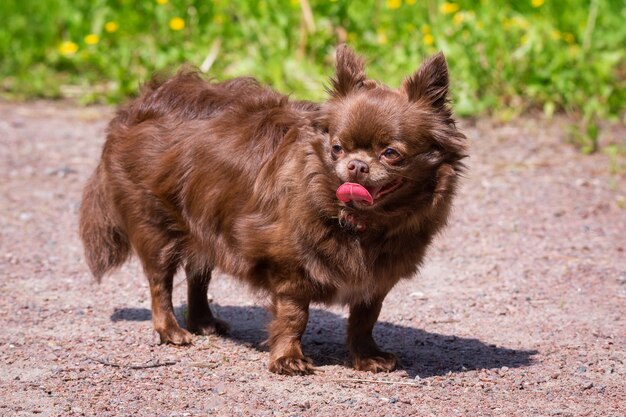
[347,159,369,175]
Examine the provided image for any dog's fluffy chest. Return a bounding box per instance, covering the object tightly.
[330,275,377,305]
[299,231,409,306]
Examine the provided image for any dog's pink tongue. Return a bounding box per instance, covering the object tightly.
[336,182,373,205]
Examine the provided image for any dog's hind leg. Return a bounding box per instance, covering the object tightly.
[184,262,230,336]
[130,225,192,345]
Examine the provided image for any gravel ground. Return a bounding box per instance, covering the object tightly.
[1,101,625,416]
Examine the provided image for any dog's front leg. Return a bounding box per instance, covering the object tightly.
[267,292,314,375]
[347,297,397,372]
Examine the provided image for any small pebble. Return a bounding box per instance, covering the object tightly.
[212,383,227,395]
[410,291,427,299]
[19,212,32,221]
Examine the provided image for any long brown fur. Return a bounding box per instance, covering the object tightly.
[79,45,467,375]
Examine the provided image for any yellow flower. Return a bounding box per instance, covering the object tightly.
[440,2,459,15]
[550,30,561,40]
[386,0,401,9]
[520,34,529,45]
[290,0,299,5]
[169,17,185,31]
[58,41,78,56]
[531,0,544,7]
[406,0,416,4]
[104,21,119,33]
[213,14,224,24]
[84,34,100,45]
[562,32,575,44]
[453,12,465,26]
[513,16,529,29]
[421,24,431,34]
[156,0,168,5]
[423,33,434,46]
[377,29,388,45]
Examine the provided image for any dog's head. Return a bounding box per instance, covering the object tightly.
[318,45,467,217]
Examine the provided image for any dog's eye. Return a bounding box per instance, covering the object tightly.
[331,144,343,155]
[381,148,401,161]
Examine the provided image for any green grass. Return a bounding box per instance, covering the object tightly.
[1,0,625,125]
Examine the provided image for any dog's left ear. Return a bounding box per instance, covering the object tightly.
[403,52,449,109]
[329,44,366,98]
[312,110,330,134]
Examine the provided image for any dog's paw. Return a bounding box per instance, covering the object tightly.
[158,326,194,345]
[351,351,397,373]
[188,317,230,336]
[269,356,315,376]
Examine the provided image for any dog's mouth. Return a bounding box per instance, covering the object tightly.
[336,178,403,206]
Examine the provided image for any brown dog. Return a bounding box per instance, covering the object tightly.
[79,45,467,375]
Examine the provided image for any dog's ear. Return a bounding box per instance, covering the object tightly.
[403,52,449,109]
[312,110,330,134]
[329,44,366,98]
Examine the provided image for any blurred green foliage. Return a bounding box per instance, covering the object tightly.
[1,0,625,124]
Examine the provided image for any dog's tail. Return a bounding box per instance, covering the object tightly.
[79,164,130,281]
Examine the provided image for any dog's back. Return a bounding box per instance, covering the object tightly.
[80,69,242,280]
[79,69,314,281]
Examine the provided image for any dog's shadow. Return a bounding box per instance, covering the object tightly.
[111,304,537,378]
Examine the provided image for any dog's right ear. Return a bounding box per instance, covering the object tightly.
[328,44,366,98]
